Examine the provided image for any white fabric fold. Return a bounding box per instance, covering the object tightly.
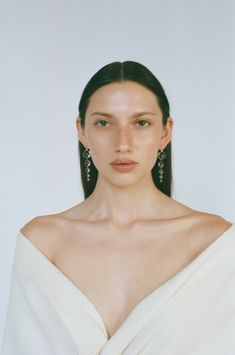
[1,224,235,355]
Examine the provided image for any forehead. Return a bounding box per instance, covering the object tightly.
[86,81,161,115]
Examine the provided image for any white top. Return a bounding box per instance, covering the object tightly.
[1,224,235,355]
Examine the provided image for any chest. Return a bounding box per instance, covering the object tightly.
[53,229,196,338]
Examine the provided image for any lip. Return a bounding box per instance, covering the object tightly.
[110,159,138,165]
[111,162,137,173]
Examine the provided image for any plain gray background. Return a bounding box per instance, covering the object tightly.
[1,0,234,344]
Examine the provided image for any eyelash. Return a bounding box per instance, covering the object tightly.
[94,119,152,128]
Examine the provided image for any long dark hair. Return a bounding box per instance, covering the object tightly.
[78,61,173,199]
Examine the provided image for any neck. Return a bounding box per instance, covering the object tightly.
[83,173,172,227]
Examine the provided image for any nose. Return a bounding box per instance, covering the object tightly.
[115,126,132,152]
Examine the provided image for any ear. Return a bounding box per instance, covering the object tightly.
[76,117,89,149]
[159,116,174,150]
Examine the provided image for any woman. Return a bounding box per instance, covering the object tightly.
[1,61,234,355]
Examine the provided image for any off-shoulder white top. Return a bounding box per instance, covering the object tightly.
[1,224,235,355]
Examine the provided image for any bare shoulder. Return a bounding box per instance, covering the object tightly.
[20,214,64,261]
[188,211,233,246]
[194,212,232,231]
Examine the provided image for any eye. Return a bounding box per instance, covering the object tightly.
[136,120,151,127]
[94,119,110,127]
[94,119,151,128]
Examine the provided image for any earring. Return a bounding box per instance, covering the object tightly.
[157,149,166,183]
[82,147,91,182]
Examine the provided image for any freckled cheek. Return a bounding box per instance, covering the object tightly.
[87,138,108,168]
[87,131,161,153]
[91,131,156,144]
[89,136,109,149]
[144,136,161,150]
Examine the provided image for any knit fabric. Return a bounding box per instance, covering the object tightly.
[1,224,235,355]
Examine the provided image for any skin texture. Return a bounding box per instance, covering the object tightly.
[76,81,175,228]
[20,80,232,340]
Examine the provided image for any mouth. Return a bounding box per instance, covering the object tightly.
[110,162,138,172]
[111,161,138,165]
[112,163,135,165]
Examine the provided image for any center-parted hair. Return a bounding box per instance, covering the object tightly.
[78,61,173,199]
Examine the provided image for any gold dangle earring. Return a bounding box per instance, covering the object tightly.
[157,149,166,183]
[82,147,91,182]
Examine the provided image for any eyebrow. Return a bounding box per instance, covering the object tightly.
[90,111,156,118]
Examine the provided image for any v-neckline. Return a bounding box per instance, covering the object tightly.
[18,223,234,344]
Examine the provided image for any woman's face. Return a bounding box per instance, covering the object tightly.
[77,81,173,185]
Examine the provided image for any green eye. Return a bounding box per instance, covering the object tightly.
[94,119,151,128]
[95,120,109,127]
[136,120,151,127]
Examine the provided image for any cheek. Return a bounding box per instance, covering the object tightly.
[87,129,161,156]
[86,140,107,170]
[87,131,110,146]
[143,134,161,150]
